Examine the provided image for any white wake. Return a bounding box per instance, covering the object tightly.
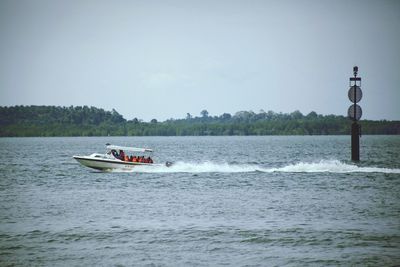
[113,160,400,174]
[268,160,400,174]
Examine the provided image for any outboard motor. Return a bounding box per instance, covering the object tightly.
[165,161,173,167]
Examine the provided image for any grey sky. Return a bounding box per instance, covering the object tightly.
[0,0,399,121]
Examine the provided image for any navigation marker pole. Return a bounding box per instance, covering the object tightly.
[348,66,363,161]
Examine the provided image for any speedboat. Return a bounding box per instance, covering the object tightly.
[73,144,172,171]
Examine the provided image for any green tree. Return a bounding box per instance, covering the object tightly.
[200,109,209,118]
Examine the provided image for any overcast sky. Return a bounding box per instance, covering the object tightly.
[0,0,399,121]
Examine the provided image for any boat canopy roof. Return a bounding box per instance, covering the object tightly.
[106,145,153,153]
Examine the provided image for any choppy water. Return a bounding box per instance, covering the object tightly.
[0,136,399,266]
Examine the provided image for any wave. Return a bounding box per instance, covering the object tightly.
[268,160,400,174]
[112,160,400,174]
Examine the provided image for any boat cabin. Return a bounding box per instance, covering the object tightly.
[106,145,154,164]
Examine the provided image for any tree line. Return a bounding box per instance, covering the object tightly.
[0,105,399,137]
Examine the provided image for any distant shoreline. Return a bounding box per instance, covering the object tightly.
[1,105,399,137]
[1,134,399,138]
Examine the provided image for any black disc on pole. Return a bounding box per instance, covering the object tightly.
[348,85,362,103]
[348,104,362,121]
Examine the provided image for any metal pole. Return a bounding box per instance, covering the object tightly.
[351,67,360,161]
[351,122,360,161]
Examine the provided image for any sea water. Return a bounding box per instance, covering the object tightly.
[0,136,399,266]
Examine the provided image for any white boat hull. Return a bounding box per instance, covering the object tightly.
[73,156,157,171]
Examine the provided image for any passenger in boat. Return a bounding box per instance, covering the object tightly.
[129,155,134,162]
[119,150,125,160]
[147,157,153,164]
[132,156,138,162]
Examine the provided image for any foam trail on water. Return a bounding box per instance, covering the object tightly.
[113,160,400,174]
[141,161,270,173]
[269,160,400,174]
